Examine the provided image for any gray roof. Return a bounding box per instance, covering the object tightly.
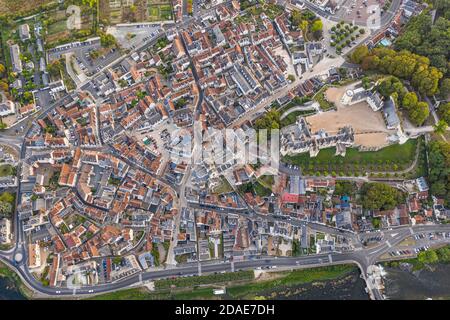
[383,98,400,128]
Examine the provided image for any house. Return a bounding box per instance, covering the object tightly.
[28,243,42,269]
[19,24,31,41]
[0,218,12,244]
[10,44,23,73]
[0,100,16,117]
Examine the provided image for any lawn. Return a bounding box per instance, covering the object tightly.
[226,264,356,299]
[155,271,254,290]
[280,110,316,127]
[283,138,419,176]
[313,85,335,111]
[88,264,357,300]
[47,20,68,35]
[213,178,233,194]
[0,164,15,177]
[148,4,173,21]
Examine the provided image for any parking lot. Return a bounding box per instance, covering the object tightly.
[387,232,450,258]
[107,24,163,50]
[335,0,386,26]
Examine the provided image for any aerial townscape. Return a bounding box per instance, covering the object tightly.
[0,0,449,302]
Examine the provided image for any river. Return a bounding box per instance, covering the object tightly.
[0,276,26,300]
[384,263,450,300]
[251,269,369,300]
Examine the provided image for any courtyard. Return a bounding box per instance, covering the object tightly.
[306,84,397,148]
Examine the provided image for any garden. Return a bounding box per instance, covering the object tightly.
[282,138,422,178]
[330,21,365,55]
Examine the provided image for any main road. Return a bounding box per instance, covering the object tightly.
[2,223,450,298]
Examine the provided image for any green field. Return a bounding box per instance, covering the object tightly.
[148,4,173,21]
[283,138,420,176]
[280,110,316,127]
[47,20,68,35]
[313,85,335,111]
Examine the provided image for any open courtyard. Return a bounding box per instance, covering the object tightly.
[306,84,396,148]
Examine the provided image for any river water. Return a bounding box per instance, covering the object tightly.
[384,263,450,300]
[0,276,25,300]
[252,269,370,300]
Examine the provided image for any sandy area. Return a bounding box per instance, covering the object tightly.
[306,85,396,148]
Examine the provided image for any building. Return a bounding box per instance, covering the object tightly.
[0,100,16,117]
[0,218,12,244]
[341,86,384,111]
[28,243,42,269]
[10,44,23,73]
[19,24,31,41]
[382,96,400,130]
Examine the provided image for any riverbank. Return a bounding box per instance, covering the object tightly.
[382,245,450,299]
[0,261,32,299]
[89,264,367,300]
[383,263,450,300]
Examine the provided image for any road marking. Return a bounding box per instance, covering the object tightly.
[231,261,235,272]
[328,254,333,263]
[198,262,202,276]
[386,241,391,248]
[409,228,414,235]
[72,288,76,296]
[139,273,143,284]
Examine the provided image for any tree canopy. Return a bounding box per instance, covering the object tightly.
[356,46,443,96]
[394,7,450,76]
[428,141,450,204]
[360,182,406,211]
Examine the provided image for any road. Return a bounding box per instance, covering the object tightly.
[2,223,450,298]
[0,0,438,300]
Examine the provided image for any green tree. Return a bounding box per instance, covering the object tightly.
[311,19,323,39]
[360,182,405,210]
[427,141,450,204]
[434,119,448,135]
[418,250,439,264]
[402,92,418,110]
[350,45,369,64]
[409,101,429,126]
[437,102,450,123]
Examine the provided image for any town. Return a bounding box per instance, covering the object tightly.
[0,0,449,300]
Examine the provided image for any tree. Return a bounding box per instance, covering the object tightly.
[0,80,8,92]
[409,101,429,126]
[46,60,63,77]
[0,63,5,75]
[0,192,15,203]
[427,141,450,204]
[376,76,406,99]
[287,74,295,82]
[402,92,418,110]
[99,33,117,48]
[299,20,309,41]
[418,250,439,264]
[434,119,448,135]
[82,0,98,8]
[350,45,369,64]
[439,78,450,98]
[360,182,405,210]
[311,19,323,40]
[437,102,450,124]
[334,181,356,196]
